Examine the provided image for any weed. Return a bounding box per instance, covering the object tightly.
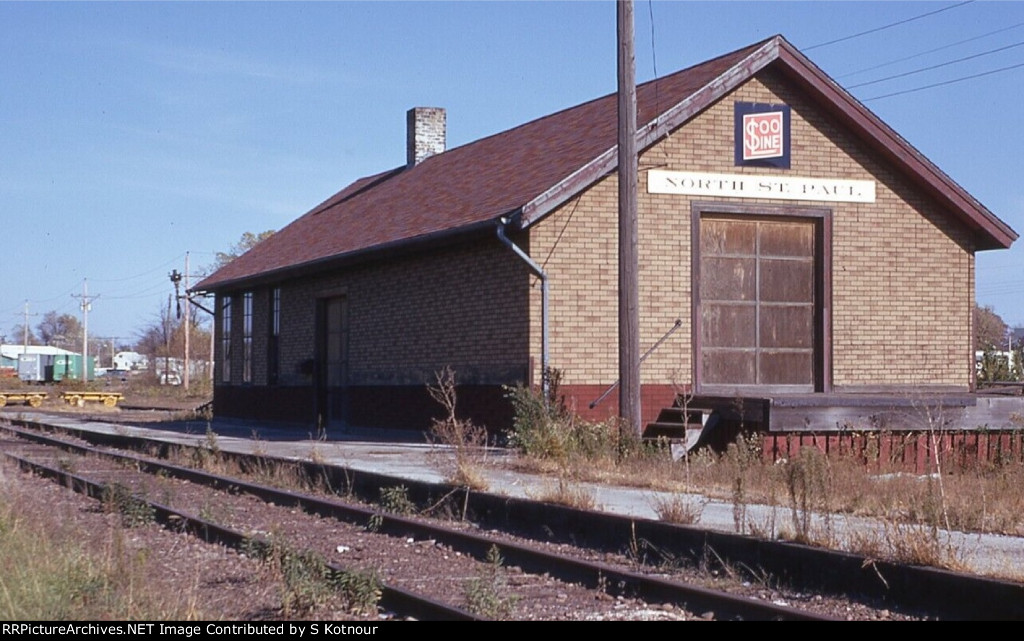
[332,568,383,616]
[879,519,966,571]
[204,424,221,455]
[724,432,761,534]
[197,499,229,525]
[505,371,623,467]
[531,476,598,510]
[367,485,416,532]
[190,425,224,472]
[249,430,268,458]
[308,444,326,466]
[783,446,835,546]
[428,367,490,490]
[650,492,706,525]
[366,513,384,533]
[241,536,338,617]
[101,482,155,528]
[464,545,518,619]
[379,484,416,516]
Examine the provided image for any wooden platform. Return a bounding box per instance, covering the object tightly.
[682,392,1024,433]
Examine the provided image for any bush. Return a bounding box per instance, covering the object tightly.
[503,369,622,465]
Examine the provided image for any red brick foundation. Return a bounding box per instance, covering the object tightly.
[762,430,1024,474]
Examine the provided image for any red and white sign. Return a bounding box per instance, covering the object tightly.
[743,111,784,160]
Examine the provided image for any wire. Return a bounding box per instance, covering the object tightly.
[102,280,173,301]
[803,1,975,51]
[862,60,1024,101]
[837,22,1024,79]
[647,0,658,80]
[847,40,1024,89]
[89,253,185,284]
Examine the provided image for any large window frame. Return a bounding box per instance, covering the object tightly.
[268,287,281,385]
[242,292,253,384]
[220,296,232,383]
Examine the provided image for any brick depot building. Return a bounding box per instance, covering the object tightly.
[195,36,1017,435]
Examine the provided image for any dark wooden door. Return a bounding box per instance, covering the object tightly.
[699,216,818,392]
[316,296,349,426]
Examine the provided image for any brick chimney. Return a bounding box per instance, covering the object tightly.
[406,107,446,167]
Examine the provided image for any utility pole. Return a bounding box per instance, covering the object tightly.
[72,279,98,382]
[170,255,193,391]
[617,0,641,438]
[185,253,191,390]
[22,301,36,354]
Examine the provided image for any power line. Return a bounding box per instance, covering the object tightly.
[803,1,975,51]
[862,60,1024,101]
[837,22,1024,79]
[103,280,174,300]
[848,40,1024,89]
[88,253,185,284]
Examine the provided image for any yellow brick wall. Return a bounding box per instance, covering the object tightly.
[528,69,975,391]
[260,240,531,388]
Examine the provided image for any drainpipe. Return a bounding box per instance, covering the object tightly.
[497,217,549,400]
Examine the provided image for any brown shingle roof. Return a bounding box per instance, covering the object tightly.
[196,35,1015,292]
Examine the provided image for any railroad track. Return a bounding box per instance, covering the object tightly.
[4,417,1023,619]
[2,423,836,621]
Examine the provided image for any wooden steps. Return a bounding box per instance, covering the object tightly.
[643,405,719,460]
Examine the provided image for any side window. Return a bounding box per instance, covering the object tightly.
[243,292,253,383]
[269,288,281,385]
[220,296,232,383]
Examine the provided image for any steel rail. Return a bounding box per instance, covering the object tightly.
[2,423,834,621]
[7,419,1024,620]
[3,451,481,622]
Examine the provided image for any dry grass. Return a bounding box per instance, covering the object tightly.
[505,382,1024,575]
[649,492,706,525]
[0,465,202,620]
[427,367,490,490]
[529,476,598,510]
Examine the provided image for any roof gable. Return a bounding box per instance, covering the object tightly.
[197,35,1014,292]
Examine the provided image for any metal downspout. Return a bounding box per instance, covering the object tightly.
[497,218,549,399]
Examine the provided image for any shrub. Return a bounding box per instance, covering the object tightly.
[504,368,622,465]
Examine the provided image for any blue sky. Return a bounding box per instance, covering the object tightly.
[2,1,1024,345]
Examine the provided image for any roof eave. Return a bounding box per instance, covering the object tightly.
[191,217,505,294]
[773,40,1017,250]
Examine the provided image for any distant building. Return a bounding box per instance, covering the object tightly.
[113,351,149,372]
[1,344,76,369]
[1,345,93,382]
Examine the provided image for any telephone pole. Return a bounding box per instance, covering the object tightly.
[170,253,193,391]
[617,0,641,438]
[22,301,38,354]
[72,279,99,382]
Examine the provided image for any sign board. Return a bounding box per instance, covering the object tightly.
[647,170,876,204]
[735,103,790,168]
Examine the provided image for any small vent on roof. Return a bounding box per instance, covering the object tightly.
[406,107,446,167]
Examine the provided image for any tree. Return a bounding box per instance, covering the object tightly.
[36,312,83,351]
[7,323,38,347]
[975,303,1009,352]
[210,230,275,272]
[134,297,213,378]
